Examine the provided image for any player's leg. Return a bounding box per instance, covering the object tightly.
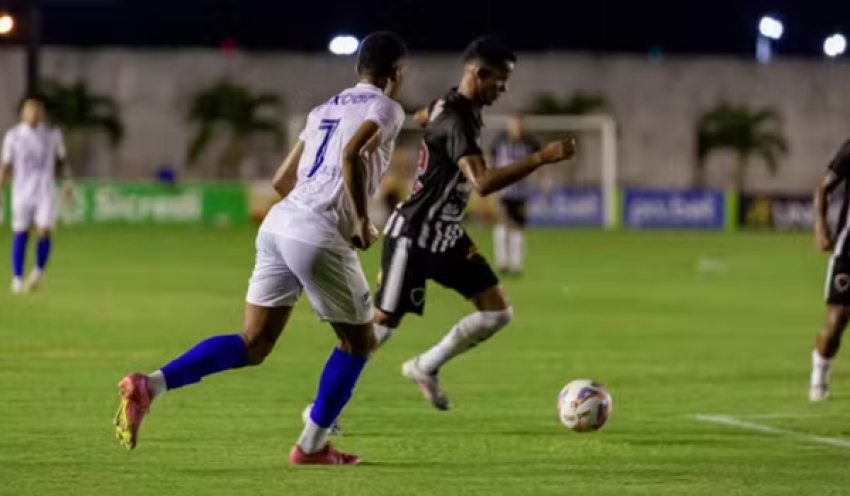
[10,202,34,293]
[284,239,375,465]
[811,305,850,401]
[811,256,850,401]
[493,199,510,274]
[114,231,300,449]
[506,200,528,275]
[405,237,512,410]
[25,197,57,291]
[370,234,424,349]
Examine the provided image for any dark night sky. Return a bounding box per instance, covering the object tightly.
[0,0,849,55]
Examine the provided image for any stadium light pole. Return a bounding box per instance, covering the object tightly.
[824,33,847,58]
[757,15,784,64]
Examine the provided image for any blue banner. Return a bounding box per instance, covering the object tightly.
[622,188,725,229]
[527,187,604,227]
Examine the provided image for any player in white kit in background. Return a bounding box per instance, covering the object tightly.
[0,97,71,293]
[114,32,408,466]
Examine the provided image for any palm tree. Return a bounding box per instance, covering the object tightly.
[187,81,284,178]
[40,80,124,176]
[695,103,788,191]
[530,91,611,115]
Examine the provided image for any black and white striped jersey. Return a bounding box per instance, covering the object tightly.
[386,89,483,253]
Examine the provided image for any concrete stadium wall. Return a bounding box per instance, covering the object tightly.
[0,48,848,192]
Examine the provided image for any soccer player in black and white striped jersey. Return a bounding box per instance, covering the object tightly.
[370,37,576,411]
[489,113,540,275]
[811,138,850,401]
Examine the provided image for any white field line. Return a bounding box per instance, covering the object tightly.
[693,414,850,450]
[733,413,822,419]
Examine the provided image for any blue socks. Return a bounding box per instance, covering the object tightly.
[36,237,51,270]
[12,231,28,278]
[310,348,368,428]
[160,334,248,390]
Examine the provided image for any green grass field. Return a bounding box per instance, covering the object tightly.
[1,226,848,495]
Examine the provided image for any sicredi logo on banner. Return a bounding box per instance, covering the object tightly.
[527,187,604,227]
[623,189,725,229]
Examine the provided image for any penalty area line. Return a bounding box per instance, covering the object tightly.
[693,414,850,450]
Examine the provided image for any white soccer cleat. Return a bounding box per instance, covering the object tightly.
[810,384,830,402]
[302,403,342,436]
[402,358,451,411]
[11,278,25,294]
[23,271,41,292]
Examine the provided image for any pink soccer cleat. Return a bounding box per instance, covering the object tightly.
[289,444,361,465]
[114,373,153,450]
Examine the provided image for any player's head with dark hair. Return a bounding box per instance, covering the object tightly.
[356,31,408,94]
[460,35,516,106]
[18,95,45,126]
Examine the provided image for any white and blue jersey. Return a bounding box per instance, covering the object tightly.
[261,83,405,252]
[1,123,66,231]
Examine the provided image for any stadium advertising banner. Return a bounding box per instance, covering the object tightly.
[738,193,842,230]
[622,188,726,229]
[526,187,605,227]
[42,183,248,226]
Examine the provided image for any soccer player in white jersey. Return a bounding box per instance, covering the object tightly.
[0,97,70,293]
[113,32,407,465]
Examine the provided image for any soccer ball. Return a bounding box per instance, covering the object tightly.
[557,379,612,432]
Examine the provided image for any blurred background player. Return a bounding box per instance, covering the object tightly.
[370,36,575,411]
[0,97,70,294]
[489,112,540,276]
[810,138,850,401]
[113,31,407,465]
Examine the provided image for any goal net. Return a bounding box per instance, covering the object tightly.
[286,113,618,229]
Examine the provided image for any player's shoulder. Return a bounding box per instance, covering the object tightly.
[5,123,23,136]
[430,90,479,127]
[372,93,405,123]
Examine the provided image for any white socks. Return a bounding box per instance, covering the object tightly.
[417,308,513,374]
[493,225,524,272]
[298,419,330,454]
[811,350,834,386]
[147,370,168,399]
[508,230,524,272]
[493,225,508,270]
[374,324,394,348]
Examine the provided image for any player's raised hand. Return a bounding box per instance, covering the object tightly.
[539,137,577,165]
[815,222,834,252]
[352,218,379,251]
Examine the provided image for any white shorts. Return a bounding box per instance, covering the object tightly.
[12,196,55,232]
[245,231,373,325]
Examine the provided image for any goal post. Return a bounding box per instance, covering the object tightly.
[286,113,618,229]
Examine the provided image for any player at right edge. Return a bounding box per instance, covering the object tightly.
[372,36,576,409]
[811,138,850,401]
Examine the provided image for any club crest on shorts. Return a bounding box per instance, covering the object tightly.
[410,288,425,306]
[835,273,850,293]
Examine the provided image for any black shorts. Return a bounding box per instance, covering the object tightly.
[826,256,850,305]
[374,233,500,317]
[500,198,527,226]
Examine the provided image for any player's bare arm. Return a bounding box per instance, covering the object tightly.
[413,108,429,128]
[342,120,382,250]
[814,170,842,251]
[458,137,576,196]
[272,140,305,197]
